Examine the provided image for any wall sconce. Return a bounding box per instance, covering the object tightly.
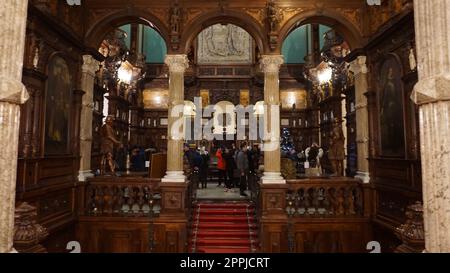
[254,101,265,116]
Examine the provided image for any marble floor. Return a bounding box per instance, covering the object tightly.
[196,184,251,200]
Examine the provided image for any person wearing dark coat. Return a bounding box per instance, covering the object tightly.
[223,148,236,191]
[236,144,249,197]
[191,150,203,188]
[247,146,255,174]
[199,147,210,189]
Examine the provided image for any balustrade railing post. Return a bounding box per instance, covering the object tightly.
[148,198,154,253]
[287,198,295,253]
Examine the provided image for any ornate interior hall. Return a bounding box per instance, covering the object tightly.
[0,0,449,254]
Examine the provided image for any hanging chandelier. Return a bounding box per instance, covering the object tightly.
[99,28,146,102]
[304,30,350,102]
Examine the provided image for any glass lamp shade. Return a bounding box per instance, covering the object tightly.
[117,60,133,84]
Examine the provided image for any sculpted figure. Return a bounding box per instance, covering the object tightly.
[328,119,345,176]
[100,115,122,175]
[170,2,181,34]
[267,0,279,32]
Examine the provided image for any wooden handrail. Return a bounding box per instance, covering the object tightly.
[84,176,161,217]
[286,177,364,218]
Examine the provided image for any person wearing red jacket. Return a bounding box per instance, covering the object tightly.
[216,147,227,188]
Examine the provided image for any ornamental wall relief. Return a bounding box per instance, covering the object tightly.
[197,24,253,64]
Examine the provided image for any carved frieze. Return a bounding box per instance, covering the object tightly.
[241,8,265,25]
[197,24,253,64]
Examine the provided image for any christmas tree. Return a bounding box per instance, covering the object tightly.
[281,128,295,154]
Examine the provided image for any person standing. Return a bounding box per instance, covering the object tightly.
[236,144,249,197]
[192,149,203,188]
[223,148,236,192]
[216,147,227,187]
[199,147,210,189]
[247,145,255,175]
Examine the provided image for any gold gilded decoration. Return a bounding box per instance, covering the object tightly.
[241,8,266,25]
[278,7,308,27]
[335,8,363,34]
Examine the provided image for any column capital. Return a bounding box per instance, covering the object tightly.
[349,56,368,75]
[82,55,99,76]
[412,74,450,105]
[164,54,189,73]
[0,77,29,104]
[260,55,284,73]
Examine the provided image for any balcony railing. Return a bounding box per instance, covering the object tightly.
[84,176,161,217]
[286,178,364,218]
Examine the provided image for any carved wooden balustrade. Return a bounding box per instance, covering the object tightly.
[77,176,195,253]
[83,176,161,217]
[259,177,373,253]
[286,178,364,218]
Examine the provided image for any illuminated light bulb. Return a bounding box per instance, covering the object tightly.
[254,101,265,116]
[117,61,133,84]
[317,67,332,84]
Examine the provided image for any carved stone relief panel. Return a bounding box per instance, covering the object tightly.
[197,24,253,64]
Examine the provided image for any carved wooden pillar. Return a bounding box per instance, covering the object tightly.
[259,183,288,252]
[78,55,99,181]
[73,89,85,170]
[162,55,189,183]
[349,56,370,183]
[0,0,29,253]
[20,85,35,158]
[260,55,285,184]
[412,0,450,253]
[31,77,44,158]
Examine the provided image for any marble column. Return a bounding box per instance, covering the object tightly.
[78,55,99,181]
[0,0,30,253]
[162,55,189,183]
[260,55,285,184]
[349,56,370,183]
[412,0,450,253]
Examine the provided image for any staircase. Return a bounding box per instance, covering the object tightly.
[189,201,259,253]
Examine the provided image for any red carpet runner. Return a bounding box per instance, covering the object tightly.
[189,201,259,253]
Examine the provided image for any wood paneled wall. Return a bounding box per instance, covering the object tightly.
[364,10,421,252]
[16,5,95,252]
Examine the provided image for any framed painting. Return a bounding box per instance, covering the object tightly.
[200,90,210,108]
[240,90,250,107]
[44,56,72,155]
[378,55,405,157]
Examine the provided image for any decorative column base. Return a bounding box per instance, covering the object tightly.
[162,171,186,183]
[78,170,94,182]
[355,171,370,184]
[261,172,285,184]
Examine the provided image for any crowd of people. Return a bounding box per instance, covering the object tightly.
[184,143,261,197]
